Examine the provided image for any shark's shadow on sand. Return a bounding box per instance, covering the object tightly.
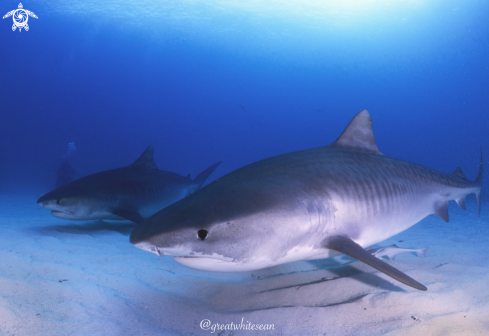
[131,261,406,314]
[32,220,137,237]
[257,264,404,294]
[211,267,405,313]
[134,257,408,313]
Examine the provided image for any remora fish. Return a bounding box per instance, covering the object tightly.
[368,244,429,260]
[37,146,221,224]
[130,110,483,291]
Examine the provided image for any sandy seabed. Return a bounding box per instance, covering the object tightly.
[0,194,488,336]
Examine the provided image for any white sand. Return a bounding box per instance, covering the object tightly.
[0,194,488,335]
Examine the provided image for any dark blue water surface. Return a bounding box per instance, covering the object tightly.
[0,0,488,197]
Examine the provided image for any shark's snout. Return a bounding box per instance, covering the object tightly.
[37,196,76,218]
[37,198,59,210]
[37,193,52,204]
[132,241,163,256]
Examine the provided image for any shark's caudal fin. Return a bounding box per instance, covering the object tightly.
[324,235,427,291]
[439,149,483,219]
[417,247,429,259]
[132,145,158,170]
[332,109,383,156]
[194,162,222,190]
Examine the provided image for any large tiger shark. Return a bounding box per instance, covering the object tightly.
[130,110,483,291]
[37,146,221,224]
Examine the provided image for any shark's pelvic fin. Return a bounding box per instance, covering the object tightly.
[132,145,158,170]
[193,161,222,190]
[323,235,427,291]
[332,109,383,156]
[112,208,145,224]
[434,201,449,222]
[455,196,467,210]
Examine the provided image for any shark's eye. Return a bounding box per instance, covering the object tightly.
[197,229,208,240]
[56,199,61,205]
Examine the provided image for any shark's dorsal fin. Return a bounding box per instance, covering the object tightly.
[332,109,383,155]
[132,145,158,170]
[452,167,467,180]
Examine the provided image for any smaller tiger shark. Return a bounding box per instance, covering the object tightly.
[130,110,482,291]
[37,146,221,224]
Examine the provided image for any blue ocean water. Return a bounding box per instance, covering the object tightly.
[1,2,489,335]
[1,0,487,196]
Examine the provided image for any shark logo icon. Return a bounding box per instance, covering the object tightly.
[3,3,37,32]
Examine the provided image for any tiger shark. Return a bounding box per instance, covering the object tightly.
[37,146,221,224]
[130,110,483,291]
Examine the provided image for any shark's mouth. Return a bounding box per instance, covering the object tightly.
[51,210,70,214]
[51,210,74,218]
[133,242,265,272]
[172,256,253,272]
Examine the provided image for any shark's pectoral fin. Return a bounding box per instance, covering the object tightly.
[112,208,145,224]
[323,235,427,291]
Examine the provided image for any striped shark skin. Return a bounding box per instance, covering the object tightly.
[37,146,221,224]
[130,110,482,291]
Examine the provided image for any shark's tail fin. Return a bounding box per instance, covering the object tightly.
[417,247,430,258]
[475,146,483,216]
[194,161,222,190]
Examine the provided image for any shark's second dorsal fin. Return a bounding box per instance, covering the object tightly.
[332,109,383,155]
[132,145,158,170]
[452,167,467,180]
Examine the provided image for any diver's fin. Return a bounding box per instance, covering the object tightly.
[194,161,222,189]
[132,145,158,170]
[112,208,145,224]
[323,235,427,291]
[434,201,449,222]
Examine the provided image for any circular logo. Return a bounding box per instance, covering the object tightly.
[13,9,27,25]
